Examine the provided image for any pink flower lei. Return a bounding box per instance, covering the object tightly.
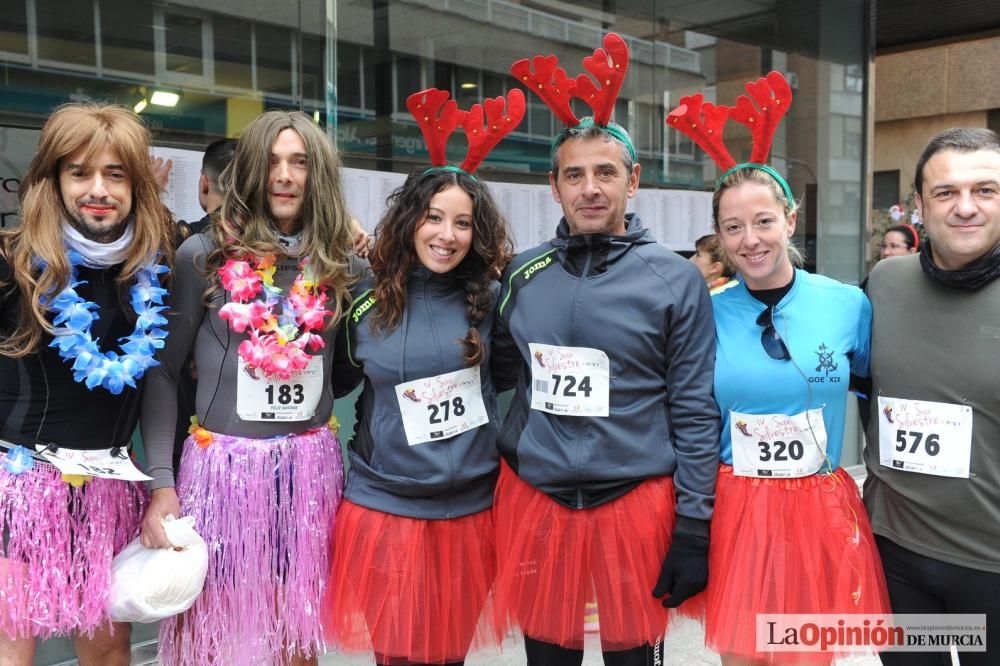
[218,255,333,380]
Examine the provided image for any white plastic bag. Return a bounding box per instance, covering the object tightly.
[107,515,209,623]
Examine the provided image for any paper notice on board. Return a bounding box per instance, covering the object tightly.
[341,166,711,254]
[150,146,205,224]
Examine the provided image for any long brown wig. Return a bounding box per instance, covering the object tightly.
[0,103,175,357]
[369,168,514,366]
[205,111,354,322]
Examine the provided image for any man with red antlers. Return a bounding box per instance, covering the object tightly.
[491,33,721,664]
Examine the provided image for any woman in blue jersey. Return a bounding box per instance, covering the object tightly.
[692,165,891,664]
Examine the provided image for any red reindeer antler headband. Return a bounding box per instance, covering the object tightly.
[511,33,635,160]
[666,71,795,202]
[406,88,526,175]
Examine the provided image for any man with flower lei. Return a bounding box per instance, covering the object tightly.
[0,103,175,666]
[138,110,360,666]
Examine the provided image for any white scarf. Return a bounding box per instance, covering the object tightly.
[276,230,303,256]
[62,220,135,268]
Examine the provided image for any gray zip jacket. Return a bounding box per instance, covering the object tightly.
[339,267,501,519]
[492,214,720,526]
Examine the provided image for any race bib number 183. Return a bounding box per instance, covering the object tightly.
[237,355,324,422]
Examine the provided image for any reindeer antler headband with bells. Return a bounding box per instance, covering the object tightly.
[666,71,795,205]
[510,32,634,162]
[406,88,526,178]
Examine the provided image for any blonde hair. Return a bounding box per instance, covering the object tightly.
[711,167,804,267]
[0,103,174,357]
[207,111,354,322]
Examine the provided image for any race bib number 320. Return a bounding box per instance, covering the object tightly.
[237,355,324,422]
[528,343,610,417]
[730,408,828,478]
[395,366,488,446]
[877,396,972,478]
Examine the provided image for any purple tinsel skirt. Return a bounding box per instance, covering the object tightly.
[158,425,343,665]
[0,460,146,640]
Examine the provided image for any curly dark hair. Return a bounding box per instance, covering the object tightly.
[369,168,513,366]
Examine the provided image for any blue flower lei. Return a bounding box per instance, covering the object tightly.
[41,249,169,394]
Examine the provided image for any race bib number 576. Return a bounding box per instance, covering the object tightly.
[877,396,972,478]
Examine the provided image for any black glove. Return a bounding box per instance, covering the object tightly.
[651,518,709,608]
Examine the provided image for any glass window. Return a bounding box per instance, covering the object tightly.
[873,170,900,210]
[101,0,154,76]
[338,42,362,110]
[433,61,453,94]
[302,34,325,105]
[455,66,480,108]
[394,56,420,112]
[163,11,204,77]
[213,16,252,89]
[1,1,29,56]
[483,72,505,100]
[36,0,95,66]
[256,23,293,96]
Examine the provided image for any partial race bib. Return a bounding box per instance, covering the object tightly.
[877,396,972,478]
[529,343,610,417]
[237,355,324,422]
[730,408,828,478]
[395,366,489,446]
[36,446,152,481]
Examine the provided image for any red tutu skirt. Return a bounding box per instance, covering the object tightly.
[323,500,502,665]
[493,462,676,651]
[682,464,890,663]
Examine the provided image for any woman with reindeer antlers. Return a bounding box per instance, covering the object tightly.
[321,88,522,665]
[668,73,890,664]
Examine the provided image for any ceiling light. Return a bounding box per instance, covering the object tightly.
[150,91,180,107]
[460,82,477,89]
[133,99,148,113]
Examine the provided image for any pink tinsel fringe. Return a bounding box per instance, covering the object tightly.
[158,426,343,665]
[0,461,146,640]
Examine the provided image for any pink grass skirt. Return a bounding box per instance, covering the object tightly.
[0,460,145,640]
[493,462,677,651]
[681,464,891,663]
[157,426,343,665]
[324,500,502,664]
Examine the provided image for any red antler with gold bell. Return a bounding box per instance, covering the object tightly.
[572,33,629,125]
[510,32,630,127]
[459,89,526,173]
[407,88,525,173]
[665,93,736,170]
[509,55,578,126]
[728,71,793,163]
[406,89,465,167]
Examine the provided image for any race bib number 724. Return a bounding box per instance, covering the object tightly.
[528,343,610,417]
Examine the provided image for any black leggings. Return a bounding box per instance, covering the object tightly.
[523,635,660,666]
[876,536,1000,666]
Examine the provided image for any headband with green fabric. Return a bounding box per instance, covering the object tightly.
[665,71,795,205]
[406,87,526,178]
[510,32,637,163]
